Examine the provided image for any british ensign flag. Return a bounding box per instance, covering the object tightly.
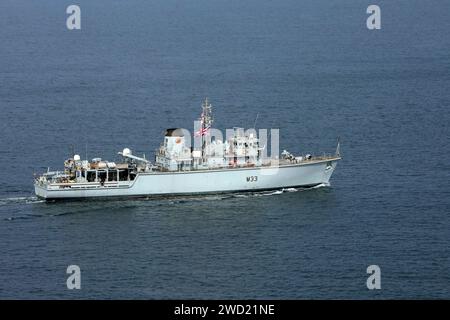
[194,126,210,137]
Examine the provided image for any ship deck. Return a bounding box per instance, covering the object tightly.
[152,155,341,173]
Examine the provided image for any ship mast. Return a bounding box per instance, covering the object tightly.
[200,98,213,161]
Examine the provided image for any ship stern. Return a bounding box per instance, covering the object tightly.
[34,183,49,200]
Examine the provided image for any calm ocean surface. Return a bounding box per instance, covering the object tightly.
[0,0,449,299]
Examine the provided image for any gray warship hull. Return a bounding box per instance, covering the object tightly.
[35,158,339,200]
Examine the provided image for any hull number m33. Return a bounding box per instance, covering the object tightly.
[246,176,258,182]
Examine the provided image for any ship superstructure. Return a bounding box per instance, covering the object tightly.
[155,99,264,171]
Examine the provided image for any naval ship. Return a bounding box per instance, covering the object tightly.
[34,99,341,200]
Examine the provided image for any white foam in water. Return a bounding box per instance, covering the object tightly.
[3,197,30,201]
[233,194,249,198]
[254,190,284,197]
[312,182,330,189]
[0,196,44,205]
[268,190,284,195]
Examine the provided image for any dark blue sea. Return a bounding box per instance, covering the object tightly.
[0,0,449,299]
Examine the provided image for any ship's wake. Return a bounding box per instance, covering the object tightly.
[0,196,46,221]
[0,183,331,214]
[0,196,45,206]
[223,183,330,199]
[312,182,330,188]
